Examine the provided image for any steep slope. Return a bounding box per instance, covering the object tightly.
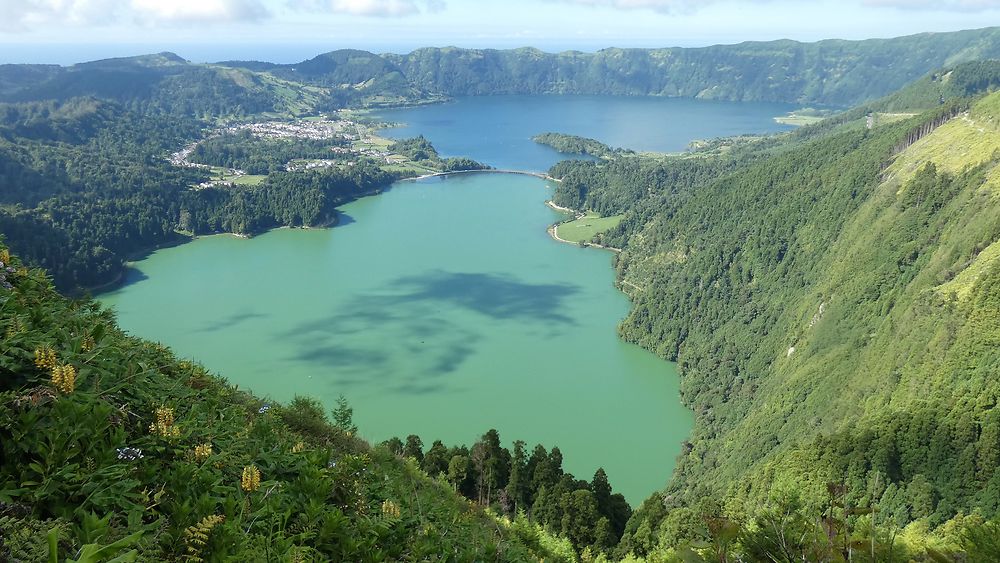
[547,88,1000,555]
[0,246,563,561]
[387,30,1000,105]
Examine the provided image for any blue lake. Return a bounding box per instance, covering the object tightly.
[374,94,795,170]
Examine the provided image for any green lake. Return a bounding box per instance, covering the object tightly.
[100,173,689,503]
[100,95,794,504]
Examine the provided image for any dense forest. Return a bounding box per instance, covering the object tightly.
[378,429,632,555]
[387,136,491,172]
[0,53,329,118]
[542,62,1000,559]
[0,98,428,292]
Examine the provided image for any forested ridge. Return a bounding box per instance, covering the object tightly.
[229,27,1000,107]
[2,27,1000,112]
[543,62,1000,559]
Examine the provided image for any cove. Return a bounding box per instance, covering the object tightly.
[99,173,690,504]
[99,95,794,504]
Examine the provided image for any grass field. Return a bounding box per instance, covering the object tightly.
[556,211,624,243]
[353,136,394,151]
[231,174,267,186]
[383,162,438,175]
[886,103,1000,191]
[206,166,268,186]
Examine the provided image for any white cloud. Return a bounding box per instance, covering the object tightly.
[0,0,267,32]
[131,0,269,23]
[290,0,445,17]
[863,0,1000,10]
[543,0,727,14]
[0,0,120,31]
[549,0,1000,13]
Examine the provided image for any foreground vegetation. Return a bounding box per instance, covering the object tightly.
[5,239,1000,561]
[0,247,579,561]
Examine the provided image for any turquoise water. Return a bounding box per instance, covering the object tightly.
[374,95,795,170]
[100,95,792,503]
[100,174,690,504]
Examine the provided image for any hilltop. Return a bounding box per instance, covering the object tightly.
[1,28,1000,112]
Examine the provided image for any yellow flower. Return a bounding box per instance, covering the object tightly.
[149,406,181,438]
[34,346,57,370]
[0,249,9,263]
[50,364,76,394]
[291,441,306,453]
[241,465,261,492]
[81,335,95,353]
[194,443,212,463]
[381,499,401,519]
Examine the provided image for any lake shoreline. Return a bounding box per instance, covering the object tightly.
[89,171,555,296]
[400,168,561,183]
[545,201,622,253]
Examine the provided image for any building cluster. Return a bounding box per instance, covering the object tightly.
[222,119,350,141]
[170,117,407,184]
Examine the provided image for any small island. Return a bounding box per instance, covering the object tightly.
[532,132,632,159]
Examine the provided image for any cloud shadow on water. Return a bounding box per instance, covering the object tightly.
[334,211,356,228]
[389,271,581,324]
[195,311,269,333]
[280,271,582,395]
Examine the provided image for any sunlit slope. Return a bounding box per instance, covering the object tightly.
[616,91,1000,523]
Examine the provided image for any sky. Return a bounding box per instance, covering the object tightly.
[0,0,999,64]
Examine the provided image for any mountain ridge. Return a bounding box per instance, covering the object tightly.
[2,27,1000,110]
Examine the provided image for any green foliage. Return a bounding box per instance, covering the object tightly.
[373,30,1000,106]
[0,101,403,292]
[393,429,632,556]
[533,133,630,159]
[0,246,553,561]
[552,84,1000,559]
[331,394,358,435]
[388,135,490,172]
[0,52,326,118]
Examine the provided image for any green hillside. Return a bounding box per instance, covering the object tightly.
[0,246,583,561]
[546,77,1000,559]
[0,53,329,119]
[2,28,999,113]
[266,28,1000,107]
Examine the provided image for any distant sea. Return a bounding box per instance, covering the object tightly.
[0,44,371,65]
[0,42,630,66]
